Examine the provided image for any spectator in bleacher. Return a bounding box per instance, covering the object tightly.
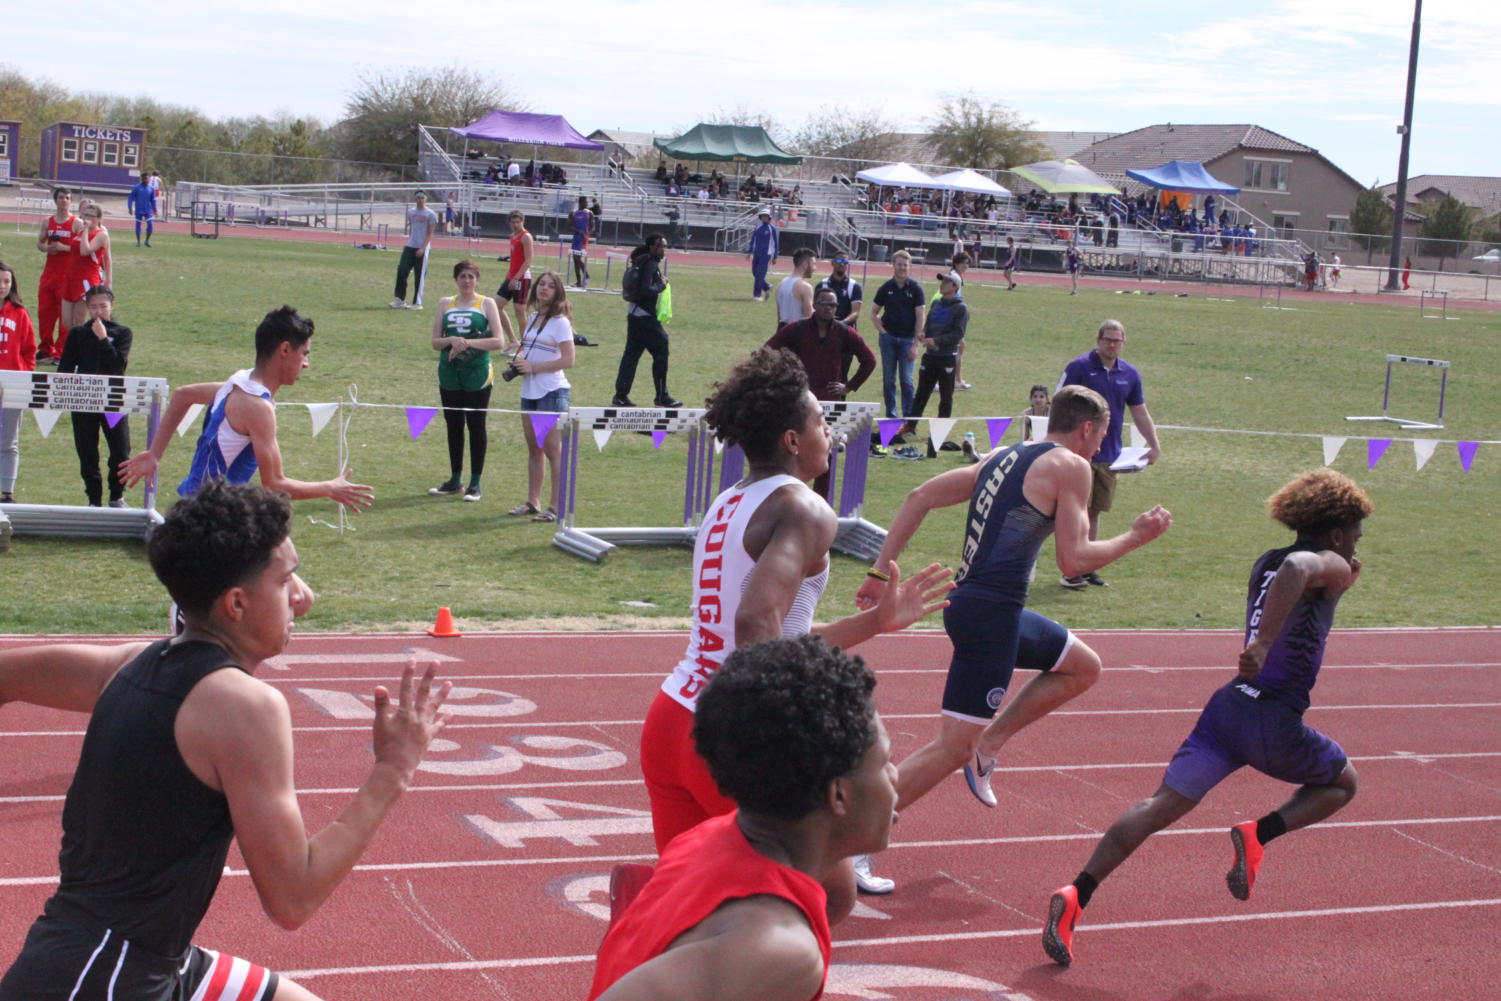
[1245,223,1258,257]
[506,159,521,184]
[655,158,669,182]
[390,191,438,310]
[871,250,925,437]
[1107,208,1120,248]
[816,256,862,328]
[696,185,710,204]
[1203,193,1217,224]
[127,175,157,248]
[0,259,37,504]
[746,207,779,302]
[57,285,132,508]
[613,233,678,408]
[665,179,682,198]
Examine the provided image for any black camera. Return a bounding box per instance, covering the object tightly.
[500,364,521,382]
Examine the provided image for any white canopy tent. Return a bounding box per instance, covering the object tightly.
[930,168,1012,197]
[855,162,945,189]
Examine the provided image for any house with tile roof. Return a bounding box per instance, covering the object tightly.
[1069,124,1367,244]
[1380,175,1501,230]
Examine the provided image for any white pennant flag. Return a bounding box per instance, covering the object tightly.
[32,409,64,438]
[592,428,613,452]
[713,436,725,454]
[1321,436,1347,466]
[307,403,338,438]
[1413,438,1438,471]
[174,403,205,437]
[927,418,956,451]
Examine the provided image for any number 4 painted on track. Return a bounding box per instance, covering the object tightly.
[461,797,652,848]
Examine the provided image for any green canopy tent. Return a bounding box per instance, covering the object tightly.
[654,124,802,164]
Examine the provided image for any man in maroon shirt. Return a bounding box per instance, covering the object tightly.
[765,288,877,498]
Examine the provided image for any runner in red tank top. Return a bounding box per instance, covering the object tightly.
[590,636,899,1001]
[498,209,533,333]
[35,188,77,361]
[67,204,112,331]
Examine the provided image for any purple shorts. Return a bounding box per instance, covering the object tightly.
[1162,681,1347,802]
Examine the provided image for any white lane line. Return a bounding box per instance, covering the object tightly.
[2,814,1498,888]
[252,661,1501,683]
[8,700,1498,738]
[4,751,1499,805]
[279,897,1501,978]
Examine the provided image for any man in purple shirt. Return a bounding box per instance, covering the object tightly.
[765,288,876,498]
[1041,469,1370,967]
[1056,319,1161,588]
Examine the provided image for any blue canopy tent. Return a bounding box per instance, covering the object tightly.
[1124,160,1240,193]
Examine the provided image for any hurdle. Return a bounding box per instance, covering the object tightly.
[551,406,711,561]
[1419,290,1454,320]
[713,402,886,562]
[1258,279,1295,311]
[1345,354,1449,431]
[189,200,220,239]
[0,370,169,539]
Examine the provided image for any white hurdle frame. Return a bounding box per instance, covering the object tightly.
[0,370,169,539]
[1345,354,1449,431]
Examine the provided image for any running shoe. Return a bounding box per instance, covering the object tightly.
[963,748,998,807]
[462,487,482,502]
[1043,885,1081,966]
[428,480,462,496]
[1227,821,1264,901]
[956,380,973,391]
[890,446,924,460]
[108,499,129,509]
[1060,575,1089,590]
[869,443,890,458]
[852,854,894,895]
[1084,572,1108,587]
[389,298,405,308]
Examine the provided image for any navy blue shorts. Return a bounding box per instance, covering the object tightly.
[1162,681,1348,802]
[941,588,1072,723]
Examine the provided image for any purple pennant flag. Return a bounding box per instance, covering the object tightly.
[986,417,1012,450]
[877,418,903,447]
[405,407,438,439]
[1457,441,1479,473]
[1367,439,1392,469]
[529,413,560,443]
[104,412,125,429]
[650,429,669,449]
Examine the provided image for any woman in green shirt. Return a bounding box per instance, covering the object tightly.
[429,259,513,501]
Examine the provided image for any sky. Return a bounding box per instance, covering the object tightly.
[7,0,1497,189]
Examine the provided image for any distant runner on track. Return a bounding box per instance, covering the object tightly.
[0,481,451,1001]
[1042,468,1372,967]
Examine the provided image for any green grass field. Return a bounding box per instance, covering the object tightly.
[3,231,1497,634]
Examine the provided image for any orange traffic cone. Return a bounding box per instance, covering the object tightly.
[426,606,461,638]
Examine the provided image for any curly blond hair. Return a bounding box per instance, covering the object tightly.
[1267,469,1373,537]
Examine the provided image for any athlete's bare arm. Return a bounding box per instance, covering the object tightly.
[232,392,374,511]
[175,664,450,929]
[1238,551,1359,678]
[594,896,825,1001]
[0,642,150,713]
[120,382,224,486]
[854,464,980,610]
[795,279,813,318]
[737,486,839,646]
[1047,450,1170,576]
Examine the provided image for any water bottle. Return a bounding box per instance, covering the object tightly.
[963,431,976,449]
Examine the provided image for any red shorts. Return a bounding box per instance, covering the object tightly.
[498,275,531,304]
[639,690,735,854]
[64,271,102,303]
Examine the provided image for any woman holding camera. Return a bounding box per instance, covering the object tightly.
[430,259,513,502]
[508,271,574,521]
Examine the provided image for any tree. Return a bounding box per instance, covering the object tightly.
[787,106,901,178]
[924,93,1045,171]
[1416,193,1474,270]
[338,65,526,167]
[1349,186,1393,261]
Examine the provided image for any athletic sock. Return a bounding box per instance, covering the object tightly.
[1256,811,1287,846]
[1072,872,1099,909]
[468,476,482,490]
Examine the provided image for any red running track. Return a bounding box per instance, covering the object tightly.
[2,627,1498,1000]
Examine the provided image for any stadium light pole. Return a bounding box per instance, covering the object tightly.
[1384,0,1422,291]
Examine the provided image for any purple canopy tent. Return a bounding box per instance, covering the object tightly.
[450,110,603,150]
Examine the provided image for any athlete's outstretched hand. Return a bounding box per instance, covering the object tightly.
[329,468,375,512]
[371,662,452,783]
[120,450,157,488]
[871,561,954,633]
